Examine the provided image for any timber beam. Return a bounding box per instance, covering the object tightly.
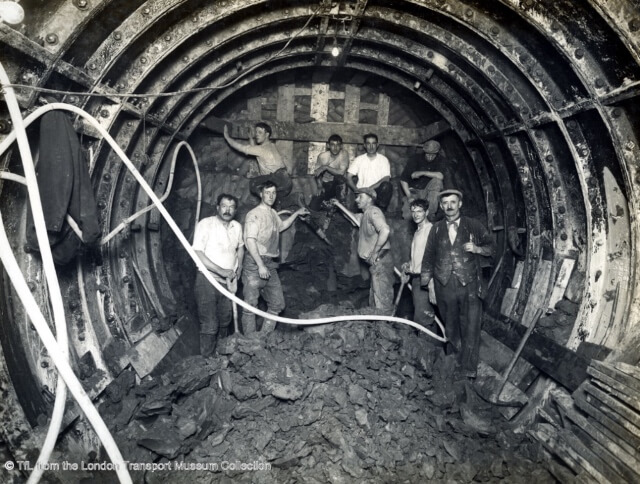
[202,117,450,147]
[337,0,368,67]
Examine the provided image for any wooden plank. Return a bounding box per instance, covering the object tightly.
[548,258,576,310]
[277,81,296,174]
[529,424,590,478]
[247,97,263,119]
[512,260,525,288]
[614,362,640,383]
[556,425,626,483]
[521,259,552,327]
[483,311,589,391]
[344,84,360,124]
[552,391,640,474]
[127,322,183,378]
[377,93,390,126]
[584,383,640,430]
[574,386,640,452]
[577,386,640,443]
[500,287,519,318]
[589,366,640,412]
[205,117,450,146]
[593,361,640,393]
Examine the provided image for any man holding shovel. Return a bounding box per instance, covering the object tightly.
[420,188,494,378]
[193,193,244,357]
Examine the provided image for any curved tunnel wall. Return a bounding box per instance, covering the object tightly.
[0,0,639,451]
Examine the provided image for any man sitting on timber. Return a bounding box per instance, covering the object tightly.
[314,134,349,204]
[242,180,309,334]
[224,122,293,199]
[420,188,494,379]
[193,193,244,356]
[400,139,451,222]
[332,188,394,314]
[401,198,436,329]
[346,133,393,211]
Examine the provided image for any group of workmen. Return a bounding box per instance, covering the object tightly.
[193,122,494,379]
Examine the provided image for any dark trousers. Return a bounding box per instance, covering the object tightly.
[249,168,293,198]
[374,181,393,210]
[411,276,435,327]
[241,255,286,333]
[194,272,232,357]
[434,276,482,373]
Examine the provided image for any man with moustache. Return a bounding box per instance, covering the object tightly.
[242,180,309,334]
[193,193,244,356]
[332,188,394,314]
[420,188,494,378]
[401,199,436,328]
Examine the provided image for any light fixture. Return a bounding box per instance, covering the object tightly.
[0,1,24,25]
[331,24,340,57]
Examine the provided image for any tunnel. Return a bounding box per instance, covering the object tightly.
[0,0,640,482]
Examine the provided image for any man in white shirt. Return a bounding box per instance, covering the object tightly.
[401,199,436,328]
[242,180,309,334]
[192,193,244,356]
[346,133,393,210]
[224,122,293,199]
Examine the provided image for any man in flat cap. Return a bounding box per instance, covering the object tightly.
[332,188,394,314]
[400,139,452,222]
[420,188,494,379]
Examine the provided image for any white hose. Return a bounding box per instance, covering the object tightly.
[0,63,71,484]
[0,97,445,480]
[0,213,132,483]
[1,68,131,483]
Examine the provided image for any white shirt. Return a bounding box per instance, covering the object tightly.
[347,153,391,188]
[192,216,243,280]
[410,221,433,274]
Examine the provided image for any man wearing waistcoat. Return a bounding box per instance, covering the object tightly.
[420,188,494,378]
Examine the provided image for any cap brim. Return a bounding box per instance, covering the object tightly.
[438,189,463,199]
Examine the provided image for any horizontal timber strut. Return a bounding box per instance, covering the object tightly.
[203,117,450,146]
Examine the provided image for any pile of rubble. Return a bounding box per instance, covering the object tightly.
[92,316,554,483]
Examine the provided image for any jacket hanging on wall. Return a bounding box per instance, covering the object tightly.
[25,111,101,265]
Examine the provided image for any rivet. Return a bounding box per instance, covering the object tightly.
[612,108,622,118]
[107,314,115,322]
[123,275,130,283]
[97,201,106,209]
[142,7,150,15]
[509,137,517,144]
[595,78,605,88]
[45,33,58,45]
[581,148,589,157]
[140,57,148,65]
[27,281,37,291]
[575,48,584,59]
[98,284,107,293]
[488,65,495,74]
[183,56,189,62]
[41,361,49,368]
[88,62,97,70]
[113,32,122,41]
[533,229,539,236]
[490,26,499,35]
[117,83,125,91]
[427,51,433,58]
[100,109,109,118]
[164,34,172,42]
[567,120,577,129]
[560,233,568,241]
[551,21,560,31]
[74,0,88,9]
[546,154,553,162]
[506,85,513,93]
[629,19,640,32]
[78,334,85,341]
[68,96,78,104]
[103,173,111,181]
[465,8,473,17]
[558,206,566,214]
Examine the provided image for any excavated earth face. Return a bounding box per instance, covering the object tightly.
[47,321,552,484]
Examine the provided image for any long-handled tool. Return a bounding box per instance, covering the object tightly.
[488,308,543,404]
[392,278,407,317]
[227,277,239,335]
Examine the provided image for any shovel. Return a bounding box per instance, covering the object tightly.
[392,277,408,317]
[478,308,543,404]
[227,277,239,335]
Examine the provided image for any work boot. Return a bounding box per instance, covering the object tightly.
[200,334,216,358]
[243,319,256,335]
[262,319,277,333]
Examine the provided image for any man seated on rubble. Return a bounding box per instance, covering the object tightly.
[313,134,350,205]
[400,139,451,222]
[346,133,393,211]
[400,199,436,329]
[193,193,244,357]
[331,188,394,314]
[242,180,309,334]
[224,122,293,200]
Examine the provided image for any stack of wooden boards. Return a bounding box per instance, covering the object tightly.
[530,360,640,483]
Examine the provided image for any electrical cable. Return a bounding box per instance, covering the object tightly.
[1,5,325,101]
